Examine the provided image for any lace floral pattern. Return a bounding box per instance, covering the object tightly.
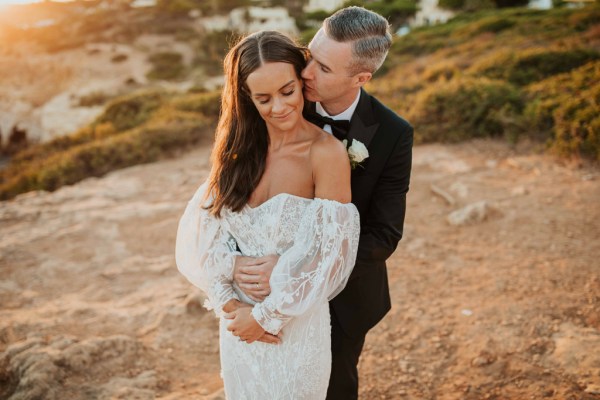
[176,183,360,399]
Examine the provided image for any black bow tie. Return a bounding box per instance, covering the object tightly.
[305,112,351,141]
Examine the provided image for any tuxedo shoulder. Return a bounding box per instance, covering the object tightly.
[368,94,413,137]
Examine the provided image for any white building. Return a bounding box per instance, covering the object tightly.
[410,0,455,27]
[131,0,157,8]
[228,7,299,36]
[304,0,345,12]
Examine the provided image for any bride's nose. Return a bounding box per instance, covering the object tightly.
[272,96,285,114]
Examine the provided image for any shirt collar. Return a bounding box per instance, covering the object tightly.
[315,89,361,121]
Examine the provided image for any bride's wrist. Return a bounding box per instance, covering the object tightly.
[222,298,241,313]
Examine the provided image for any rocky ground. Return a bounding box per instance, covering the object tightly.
[1,140,599,399]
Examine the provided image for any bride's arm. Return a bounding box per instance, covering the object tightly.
[312,134,352,203]
[247,136,358,334]
[175,182,240,316]
[230,134,352,302]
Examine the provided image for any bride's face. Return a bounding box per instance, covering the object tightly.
[245,62,304,131]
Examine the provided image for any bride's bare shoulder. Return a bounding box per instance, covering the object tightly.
[310,130,349,175]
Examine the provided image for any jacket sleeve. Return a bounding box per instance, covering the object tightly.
[355,124,413,272]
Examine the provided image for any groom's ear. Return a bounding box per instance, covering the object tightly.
[352,72,372,87]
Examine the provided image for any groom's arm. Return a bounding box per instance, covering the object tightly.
[354,123,413,275]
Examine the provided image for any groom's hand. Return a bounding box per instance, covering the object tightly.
[234,254,278,302]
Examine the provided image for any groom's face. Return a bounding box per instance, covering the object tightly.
[302,29,356,106]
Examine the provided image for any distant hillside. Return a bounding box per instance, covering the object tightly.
[0,4,598,200]
[368,5,599,158]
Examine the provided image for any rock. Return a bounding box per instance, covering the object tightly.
[471,352,496,367]
[449,182,469,199]
[447,201,490,226]
[585,384,600,394]
[486,159,498,168]
[511,186,529,196]
[430,184,455,205]
[1,335,154,400]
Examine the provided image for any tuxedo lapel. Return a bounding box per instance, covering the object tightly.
[304,90,379,148]
[346,89,379,149]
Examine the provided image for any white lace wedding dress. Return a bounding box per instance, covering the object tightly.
[175,182,359,399]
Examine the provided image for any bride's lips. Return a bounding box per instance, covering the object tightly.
[272,110,294,120]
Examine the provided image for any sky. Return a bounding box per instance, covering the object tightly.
[0,0,78,6]
[0,0,42,4]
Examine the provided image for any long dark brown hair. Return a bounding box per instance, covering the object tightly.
[206,30,308,216]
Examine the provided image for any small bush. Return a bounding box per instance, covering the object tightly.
[568,6,600,32]
[0,122,211,200]
[193,30,233,75]
[96,90,166,131]
[111,54,128,63]
[172,91,221,117]
[471,48,600,85]
[439,0,465,10]
[551,91,600,160]
[468,16,516,34]
[526,61,600,160]
[147,52,186,81]
[342,0,418,24]
[78,91,111,107]
[408,77,523,143]
[422,60,462,82]
[156,0,198,15]
[508,49,599,85]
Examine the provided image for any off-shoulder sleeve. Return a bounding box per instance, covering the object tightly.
[175,182,240,316]
[251,199,360,334]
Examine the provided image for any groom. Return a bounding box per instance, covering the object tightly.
[231,6,413,399]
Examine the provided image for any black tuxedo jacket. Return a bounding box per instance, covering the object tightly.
[308,89,413,338]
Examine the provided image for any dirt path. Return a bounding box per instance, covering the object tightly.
[0,140,598,399]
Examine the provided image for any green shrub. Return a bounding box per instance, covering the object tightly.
[156,0,198,15]
[78,91,111,107]
[147,52,186,81]
[468,16,516,34]
[342,0,418,24]
[568,6,600,31]
[111,54,128,63]
[422,60,462,82]
[408,77,524,143]
[463,0,496,12]
[299,28,319,46]
[0,122,211,200]
[472,48,600,85]
[439,0,465,10]
[526,61,600,160]
[193,30,233,75]
[172,91,221,117]
[304,10,330,21]
[96,90,166,131]
[508,49,599,85]
[551,91,600,160]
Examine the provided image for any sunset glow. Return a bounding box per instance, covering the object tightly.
[0,0,42,5]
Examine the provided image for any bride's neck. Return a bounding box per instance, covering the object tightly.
[266,120,306,151]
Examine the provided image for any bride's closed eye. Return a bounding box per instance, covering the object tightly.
[282,90,295,96]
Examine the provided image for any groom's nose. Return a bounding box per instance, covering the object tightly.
[301,59,314,80]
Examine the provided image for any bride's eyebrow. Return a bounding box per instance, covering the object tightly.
[254,80,295,97]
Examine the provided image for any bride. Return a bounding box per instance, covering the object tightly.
[175,31,359,399]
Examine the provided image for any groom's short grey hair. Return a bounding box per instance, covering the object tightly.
[323,6,392,75]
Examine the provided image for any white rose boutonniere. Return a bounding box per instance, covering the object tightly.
[342,139,369,170]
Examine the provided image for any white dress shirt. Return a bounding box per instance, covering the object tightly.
[315,90,361,135]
